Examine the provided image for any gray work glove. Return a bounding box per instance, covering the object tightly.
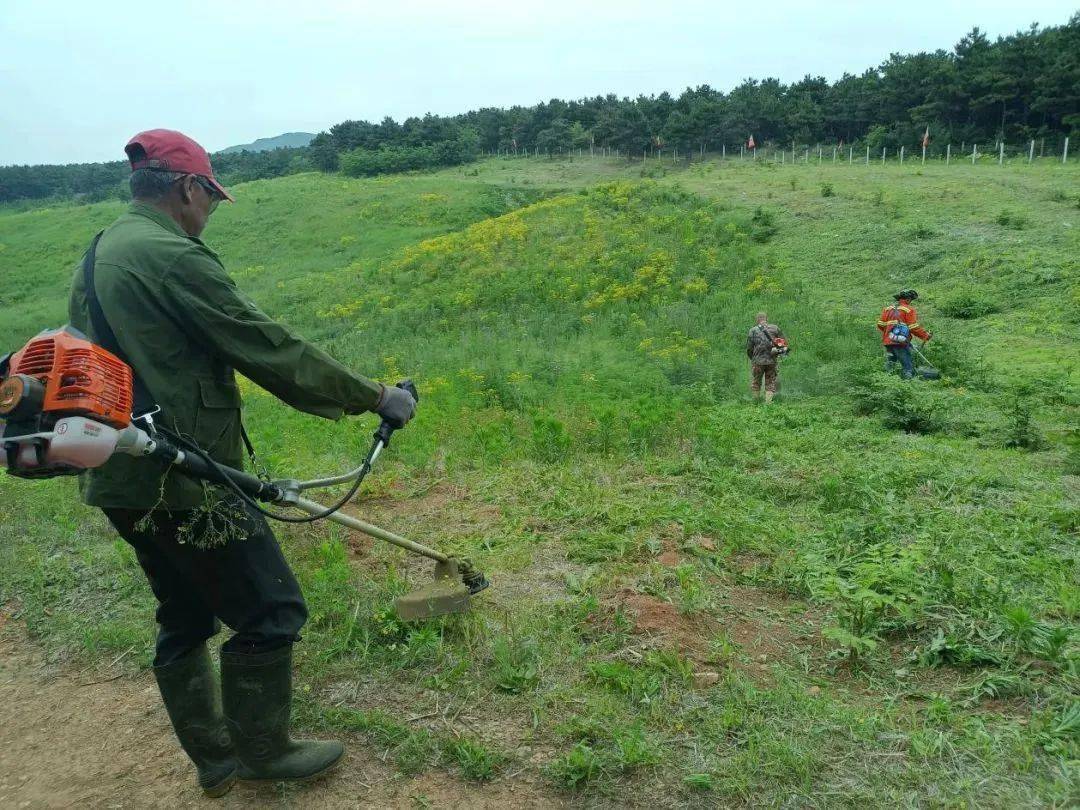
[375,383,417,429]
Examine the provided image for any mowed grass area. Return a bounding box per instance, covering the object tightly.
[0,157,1077,806]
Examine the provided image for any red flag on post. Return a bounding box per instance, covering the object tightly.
[921,127,930,149]
[747,135,756,149]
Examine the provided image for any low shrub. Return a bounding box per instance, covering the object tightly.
[750,206,778,242]
[995,209,1030,230]
[853,373,959,434]
[939,292,1001,320]
[1002,390,1042,450]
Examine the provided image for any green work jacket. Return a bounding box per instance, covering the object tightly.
[67,202,382,510]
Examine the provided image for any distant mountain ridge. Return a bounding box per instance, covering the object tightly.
[219,132,315,154]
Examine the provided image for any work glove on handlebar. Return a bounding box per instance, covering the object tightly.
[376,383,417,429]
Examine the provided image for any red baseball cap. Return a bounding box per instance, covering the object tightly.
[124,129,234,202]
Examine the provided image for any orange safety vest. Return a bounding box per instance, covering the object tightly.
[876,300,930,346]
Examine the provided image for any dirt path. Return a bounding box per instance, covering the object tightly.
[0,629,565,810]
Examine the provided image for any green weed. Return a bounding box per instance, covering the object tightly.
[548,742,603,790]
[491,635,541,693]
[683,772,715,791]
[444,738,503,781]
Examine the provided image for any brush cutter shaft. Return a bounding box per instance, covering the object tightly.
[911,344,935,367]
[291,495,449,563]
[171,447,282,502]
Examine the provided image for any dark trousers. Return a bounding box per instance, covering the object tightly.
[885,345,914,379]
[104,497,308,667]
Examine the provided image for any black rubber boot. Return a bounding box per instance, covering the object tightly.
[221,644,345,782]
[153,645,238,798]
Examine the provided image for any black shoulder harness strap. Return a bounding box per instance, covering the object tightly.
[81,231,266,475]
[81,231,157,420]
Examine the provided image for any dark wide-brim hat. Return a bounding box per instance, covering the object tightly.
[894,289,919,301]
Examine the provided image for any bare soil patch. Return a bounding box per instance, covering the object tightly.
[719,584,823,662]
[605,583,823,686]
[727,550,772,575]
[616,590,704,651]
[0,628,566,809]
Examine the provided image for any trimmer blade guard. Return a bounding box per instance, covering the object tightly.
[393,558,488,621]
[395,579,471,621]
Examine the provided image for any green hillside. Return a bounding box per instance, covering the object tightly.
[0,157,1077,805]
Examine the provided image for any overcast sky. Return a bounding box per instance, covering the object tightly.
[1,0,1076,166]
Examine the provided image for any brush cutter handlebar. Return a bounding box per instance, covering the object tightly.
[292,379,417,492]
[374,379,418,449]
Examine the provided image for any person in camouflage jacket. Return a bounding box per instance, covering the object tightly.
[746,311,786,403]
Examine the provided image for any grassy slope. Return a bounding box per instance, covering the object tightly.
[0,158,1077,806]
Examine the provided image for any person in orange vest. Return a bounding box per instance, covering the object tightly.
[877,289,931,379]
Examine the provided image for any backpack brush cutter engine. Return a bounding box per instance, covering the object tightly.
[0,327,489,620]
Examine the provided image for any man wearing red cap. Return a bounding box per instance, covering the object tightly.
[67,129,416,797]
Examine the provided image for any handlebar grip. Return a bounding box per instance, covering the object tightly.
[374,379,419,447]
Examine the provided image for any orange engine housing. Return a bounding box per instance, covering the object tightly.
[8,330,133,428]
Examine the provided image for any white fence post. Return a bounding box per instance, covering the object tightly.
[882,147,886,164]
[1028,139,1035,163]
[722,144,726,160]
[921,144,926,164]
[972,143,977,164]
[832,146,837,162]
[866,145,870,165]
[817,144,822,163]
[1064,137,1070,164]
[999,142,1004,165]
[849,146,853,164]
[946,143,951,165]
[900,145,905,164]
[805,148,809,162]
